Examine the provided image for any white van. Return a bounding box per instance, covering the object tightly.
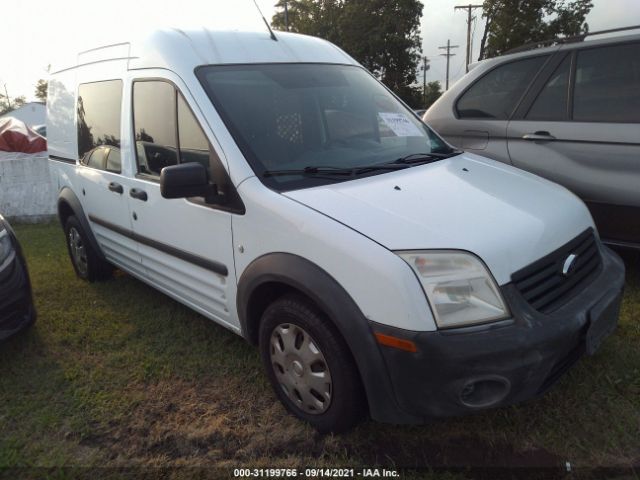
[47,28,625,433]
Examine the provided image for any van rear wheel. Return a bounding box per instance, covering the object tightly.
[64,216,112,282]
[259,294,364,433]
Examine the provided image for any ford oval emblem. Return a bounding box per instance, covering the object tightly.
[562,253,578,276]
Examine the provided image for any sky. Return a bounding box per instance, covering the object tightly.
[1,0,639,102]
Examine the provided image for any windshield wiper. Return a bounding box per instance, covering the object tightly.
[391,151,462,164]
[262,164,408,178]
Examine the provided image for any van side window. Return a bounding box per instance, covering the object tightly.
[526,55,571,121]
[456,56,548,120]
[177,93,212,178]
[86,147,107,169]
[132,81,179,176]
[573,42,640,123]
[105,148,121,173]
[77,80,123,173]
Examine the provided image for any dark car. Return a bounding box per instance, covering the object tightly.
[0,215,35,340]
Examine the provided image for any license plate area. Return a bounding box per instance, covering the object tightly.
[586,294,622,356]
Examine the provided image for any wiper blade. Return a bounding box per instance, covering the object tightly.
[392,151,461,164]
[262,164,407,178]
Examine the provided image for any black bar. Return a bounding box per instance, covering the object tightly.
[49,155,77,164]
[88,215,228,277]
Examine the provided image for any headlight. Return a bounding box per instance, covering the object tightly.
[398,251,509,329]
[0,227,15,266]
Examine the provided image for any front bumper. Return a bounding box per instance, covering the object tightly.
[372,244,625,421]
[0,222,35,341]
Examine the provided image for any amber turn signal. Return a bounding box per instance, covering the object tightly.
[374,332,418,353]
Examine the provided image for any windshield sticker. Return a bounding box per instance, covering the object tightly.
[378,113,425,137]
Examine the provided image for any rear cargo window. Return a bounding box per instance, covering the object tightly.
[456,56,548,120]
[77,80,123,172]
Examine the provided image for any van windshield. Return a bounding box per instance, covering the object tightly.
[197,64,455,190]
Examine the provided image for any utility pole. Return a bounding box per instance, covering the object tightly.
[438,40,459,90]
[421,56,430,107]
[284,1,289,31]
[454,4,483,73]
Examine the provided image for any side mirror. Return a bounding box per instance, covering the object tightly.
[160,163,211,199]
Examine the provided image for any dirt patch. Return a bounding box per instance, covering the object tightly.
[80,377,338,466]
[77,377,570,471]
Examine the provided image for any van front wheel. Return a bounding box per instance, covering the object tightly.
[259,294,364,433]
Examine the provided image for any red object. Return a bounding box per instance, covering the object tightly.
[0,117,47,153]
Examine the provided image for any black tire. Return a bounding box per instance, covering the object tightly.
[64,215,113,282]
[259,294,365,433]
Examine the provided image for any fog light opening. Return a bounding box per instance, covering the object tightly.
[459,376,510,408]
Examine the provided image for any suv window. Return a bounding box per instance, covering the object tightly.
[526,55,571,121]
[457,56,548,119]
[573,42,640,123]
[77,80,123,170]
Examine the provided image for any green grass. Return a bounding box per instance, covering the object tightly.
[1,222,638,477]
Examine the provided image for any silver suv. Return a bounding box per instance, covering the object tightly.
[425,29,640,249]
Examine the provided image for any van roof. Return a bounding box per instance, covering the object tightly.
[52,28,358,74]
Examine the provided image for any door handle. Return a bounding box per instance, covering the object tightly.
[108,182,123,194]
[522,131,556,141]
[129,188,148,201]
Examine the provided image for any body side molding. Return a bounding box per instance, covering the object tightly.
[88,215,228,276]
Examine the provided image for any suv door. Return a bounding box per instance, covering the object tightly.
[507,42,640,245]
[126,74,240,330]
[76,80,142,274]
[448,55,550,164]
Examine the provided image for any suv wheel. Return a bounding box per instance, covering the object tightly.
[64,216,112,281]
[259,294,364,433]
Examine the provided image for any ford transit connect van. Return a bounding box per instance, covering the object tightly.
[47,29,625,433]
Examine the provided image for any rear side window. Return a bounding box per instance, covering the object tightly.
[456,56,548,119]
[573,42,640,123]
[77,80,123,172]
[86,148,107,169]
[527,55,571,121]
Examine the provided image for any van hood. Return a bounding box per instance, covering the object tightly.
[284,153,595,285]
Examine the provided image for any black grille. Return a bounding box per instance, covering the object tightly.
[512,229,602,314]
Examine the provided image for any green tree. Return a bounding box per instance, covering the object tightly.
[35,79,48,102]
[423,80,442,109]
[272,0,342,41]
[272,0,424,107]
[0,94,26,116]
[479,0,593,60]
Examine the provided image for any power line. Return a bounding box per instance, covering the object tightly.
[438,40,459,90]
[454,4,483,73]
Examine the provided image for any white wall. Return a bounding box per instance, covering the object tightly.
[0,102,46,127]
[0,153,56,222]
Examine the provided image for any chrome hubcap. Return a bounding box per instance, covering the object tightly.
[68,227,88,276]
[270,324,332,415]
